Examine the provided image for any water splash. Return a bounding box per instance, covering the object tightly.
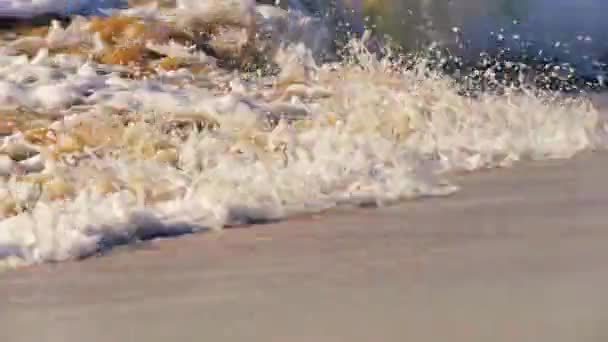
[0,1,605,269]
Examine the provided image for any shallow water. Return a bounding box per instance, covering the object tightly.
[0,0,606,269]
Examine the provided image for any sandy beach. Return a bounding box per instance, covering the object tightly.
[2,152,608,341]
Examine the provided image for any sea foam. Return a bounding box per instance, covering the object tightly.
[0,1,605,270]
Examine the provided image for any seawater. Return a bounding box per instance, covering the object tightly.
[0,0,606,270]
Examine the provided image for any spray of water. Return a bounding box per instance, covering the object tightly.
[0,0,605,270]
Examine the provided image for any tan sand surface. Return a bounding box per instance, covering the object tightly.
[1,153,608,342]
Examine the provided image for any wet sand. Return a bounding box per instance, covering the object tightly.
[2,151,608,341]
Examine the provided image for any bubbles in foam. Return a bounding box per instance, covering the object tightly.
[0,1,606,270]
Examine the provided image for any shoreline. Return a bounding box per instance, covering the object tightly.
[2,152,608,341]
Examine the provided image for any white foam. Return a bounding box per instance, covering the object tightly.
[0,3,606,270]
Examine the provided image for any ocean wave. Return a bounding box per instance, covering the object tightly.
[0,1,606,270]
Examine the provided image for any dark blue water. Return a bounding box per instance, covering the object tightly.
[291,0,608,90]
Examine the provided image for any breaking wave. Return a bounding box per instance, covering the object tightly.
[0,0,606,270]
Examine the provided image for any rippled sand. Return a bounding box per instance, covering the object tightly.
[0,0,606,269]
